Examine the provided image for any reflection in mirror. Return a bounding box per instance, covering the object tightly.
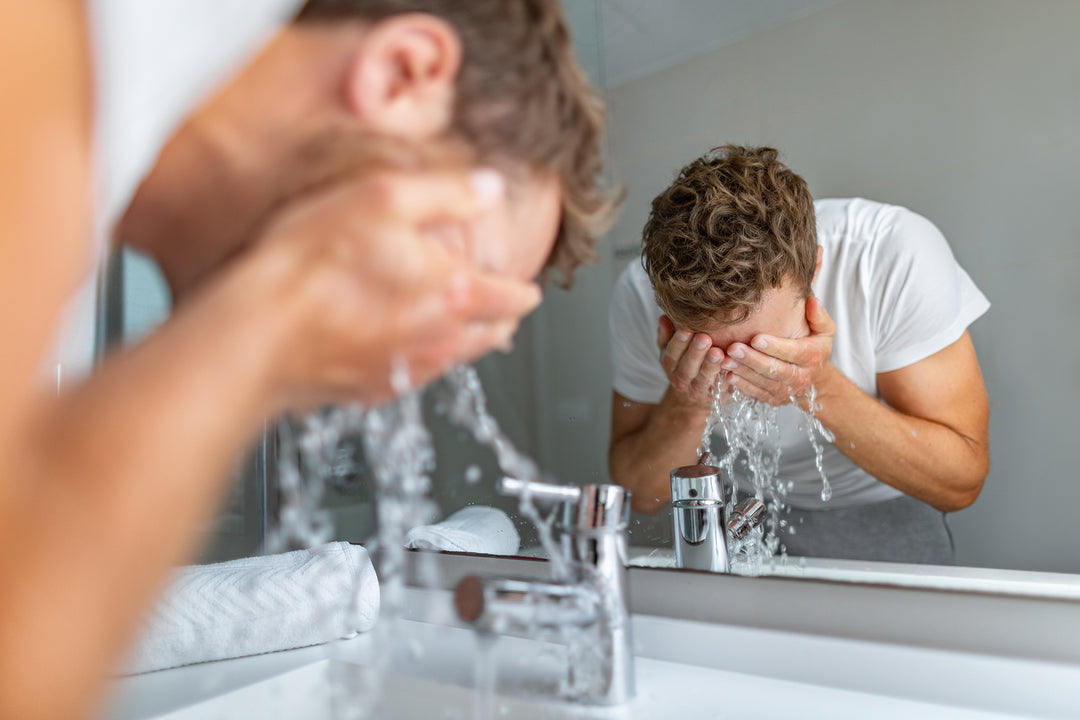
[563,0,1079,582]
[427,0,1080,590]
[111,0,1080,594]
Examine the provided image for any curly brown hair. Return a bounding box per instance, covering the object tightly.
[296,0,618,286]
[641,145,817,328]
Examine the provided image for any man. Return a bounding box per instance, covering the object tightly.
[609,145,988,564]
[0,3,613,720]
[119,0,612,310]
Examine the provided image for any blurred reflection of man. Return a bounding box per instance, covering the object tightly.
[0,3,614,720]
[608,145,989,564]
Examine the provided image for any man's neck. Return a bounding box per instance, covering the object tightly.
[116,26,357,299]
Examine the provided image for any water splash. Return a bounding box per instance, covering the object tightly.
[700,381,834,570]
[797,386,835,503]
[436,365,569,580]
[266,361,622,712]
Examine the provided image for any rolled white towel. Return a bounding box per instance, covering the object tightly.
[124,541,378,674]
[404,505,520,556]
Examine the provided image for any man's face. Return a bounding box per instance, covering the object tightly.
[700,280,811,352]
[431,171,563,282]
[477,173,562,281]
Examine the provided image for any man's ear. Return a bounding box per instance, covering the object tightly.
[812,245,823,283]
[342,14,461,139]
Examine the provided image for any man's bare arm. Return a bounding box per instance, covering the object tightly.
[609,390,713,513]
[824,333,988,511]
[609,317,727,513]
[724,304,989,512]
[0,169,541,720]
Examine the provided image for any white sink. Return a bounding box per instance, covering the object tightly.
[105,581,1079,720]
[111,621,1028,720]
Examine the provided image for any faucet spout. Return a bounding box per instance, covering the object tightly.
[670,463,767,572]
[454,478,636,706]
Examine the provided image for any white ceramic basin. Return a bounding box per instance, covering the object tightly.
[105,582,1080,720]
[112,623,1028,720]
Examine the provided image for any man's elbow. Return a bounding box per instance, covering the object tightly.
[608,444,671,515]
[608,467,669,515]
[938,455,990,512]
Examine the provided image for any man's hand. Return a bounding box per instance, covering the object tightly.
[236,167,543,410]
[720,297,836,408]
[657,314,725,409]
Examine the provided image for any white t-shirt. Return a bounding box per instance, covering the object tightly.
[52,0,304,379]
[609,198,990,509]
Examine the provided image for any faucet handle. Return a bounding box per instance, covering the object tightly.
[499,477,631,532]
[498,477,582,506]
[670,462,724,503]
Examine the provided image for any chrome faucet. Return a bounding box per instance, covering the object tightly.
[454,477,635,705]
[670,459,766,572]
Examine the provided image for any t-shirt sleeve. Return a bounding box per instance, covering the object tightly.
[870,208,990,373]
[609,263,670,404]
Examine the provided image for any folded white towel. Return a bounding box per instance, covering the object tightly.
[404,505,520,556]
[125,542,378,674]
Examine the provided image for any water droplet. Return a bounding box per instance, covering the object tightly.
[464,464,482,485]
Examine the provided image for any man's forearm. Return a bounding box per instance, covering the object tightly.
[814,365,988,512]
[0,255,288,720]
[610,389,712,513]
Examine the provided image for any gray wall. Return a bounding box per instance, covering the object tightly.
[530,0,1080,571]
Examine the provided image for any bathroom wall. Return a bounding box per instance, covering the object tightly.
[529,0,1080,571]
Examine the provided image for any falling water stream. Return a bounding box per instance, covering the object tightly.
[266,362,837,715]
[266,364,573,718]
[699,381,835,570]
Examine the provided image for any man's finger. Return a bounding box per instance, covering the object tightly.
[672,333,712,385]
[690,347,725,394]
[454,321,520,365]
[380,168,506,222]
[661,328,693,370]
[724,344,795,388]
[445,269,542,322]
[726,372,771,404]
[806,296,836,336]
[747,334,818,365]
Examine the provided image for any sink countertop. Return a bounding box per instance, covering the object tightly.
[103,584,1080,720]
[627,547,1080,600]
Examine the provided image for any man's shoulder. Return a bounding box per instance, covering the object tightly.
[814,196,914,224]
[815,198,938,246]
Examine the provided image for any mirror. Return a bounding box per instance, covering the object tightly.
[531,0,1079,581]
[111,0,1080,589]
[442,0,1080,586]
